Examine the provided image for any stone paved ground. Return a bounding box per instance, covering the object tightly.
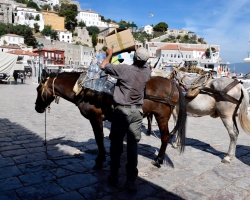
[1,78,250,200]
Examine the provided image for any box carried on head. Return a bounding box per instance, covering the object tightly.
[104,28,135,54]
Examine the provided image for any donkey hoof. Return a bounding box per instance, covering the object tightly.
[146,131,151,136]
[151,160,161,168]
[93,163,103,170]
[172,142,179,149]
[221,156,232,163]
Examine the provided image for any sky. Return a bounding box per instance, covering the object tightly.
[78,0,250,64]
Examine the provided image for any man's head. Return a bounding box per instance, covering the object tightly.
[133,47,149,66]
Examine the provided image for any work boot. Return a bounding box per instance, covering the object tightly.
[124,180,137,191]
[107,175,118,186]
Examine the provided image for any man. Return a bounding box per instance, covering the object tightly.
[101,46,151,191]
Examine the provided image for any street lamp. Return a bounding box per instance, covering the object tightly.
[129,22,137,35]
[37,43,44,83]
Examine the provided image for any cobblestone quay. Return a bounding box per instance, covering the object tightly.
[1,78,250,200]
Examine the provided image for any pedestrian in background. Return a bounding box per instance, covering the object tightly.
[101,46,151,191]
[20,72,24,83]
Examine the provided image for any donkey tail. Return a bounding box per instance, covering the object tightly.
[238,86,250,134]
[171,83,187,153]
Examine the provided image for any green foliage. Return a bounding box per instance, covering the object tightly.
[78,21,86,29]
[41,4,51,11]
[205,47,216,58]
[50,30,59,40]
[15,0,26,3]
[134,31,152,43]
[198,38,206,44]
[0,23,37,47]
[41,25,52,36]
[41,25,58,40]
[118,20,130,28]
[176,35,181,39]
[26,1,41,11]
[92,33,97,48]
[83,44,89,47]
[86,26,100,35]
[53,4,60,12]
[153,22,168,32]
[35,14,40,21]
[34,23,40,33]
[59,4,78,32]
[73,32,78,36]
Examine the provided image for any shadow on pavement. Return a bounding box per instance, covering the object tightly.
[0,118,185,200]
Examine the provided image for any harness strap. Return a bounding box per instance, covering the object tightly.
[199,80,241,104]
[145,80,177,106]
[52,77,60,104]
[41,77,49,102]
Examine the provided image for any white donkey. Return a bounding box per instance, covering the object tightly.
[147,70,250,163]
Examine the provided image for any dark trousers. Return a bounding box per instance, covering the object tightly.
[109,106,143,182]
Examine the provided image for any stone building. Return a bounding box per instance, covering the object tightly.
[0,2,12,24]
[37,38,94,68]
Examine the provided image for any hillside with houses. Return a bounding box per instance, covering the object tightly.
[0,0,223,84]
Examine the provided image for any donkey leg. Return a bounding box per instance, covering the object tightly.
[151,117,171,168]
[146,113,153,136]
[171,107,180,148]
[220,116,239,163]
[89,118,107,170]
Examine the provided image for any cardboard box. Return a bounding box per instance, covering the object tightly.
[104,28,135,54]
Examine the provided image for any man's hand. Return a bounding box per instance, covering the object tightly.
[106,46,113,56]
[101,46,113,70]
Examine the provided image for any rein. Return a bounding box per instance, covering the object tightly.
[41,76,60,110]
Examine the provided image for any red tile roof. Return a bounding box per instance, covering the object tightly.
[7,49,38,56]
[3,34,24,37]
[158,44,206,51]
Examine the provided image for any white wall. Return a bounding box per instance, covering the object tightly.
[14,7,44,31]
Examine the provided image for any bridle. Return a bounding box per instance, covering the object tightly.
[40,76,60,111]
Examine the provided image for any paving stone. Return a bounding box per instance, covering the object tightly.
[1,148,30,157]
[0,144,23,152]
[18,160,57,174]
[16,181,64,200]
[0,157,15,167]
[0,190,20,200]
[12,152,47,164]
[0,177,23,191]
[0,165,23,180]
[19,170,56,186]
[44,191,85,200]
[57,174,98,191]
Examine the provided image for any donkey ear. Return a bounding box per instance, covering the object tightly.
[41,69,49,82]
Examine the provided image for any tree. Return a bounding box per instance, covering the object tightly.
[86,26,100,35]
[35,14,40,21]
[50,30,59,40]
[34,23,40,33]
[92,33,97,49]
[205,47,216,58]
[153,22,168,32]
[59,4,78,32]
[41,25,52,36]
[78,21,86,29]
[41,4,51,11]
[118,19,130,28]
[53,4,60,12]
[26,1,40,11]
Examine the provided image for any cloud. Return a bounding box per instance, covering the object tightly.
[182,0,250,62]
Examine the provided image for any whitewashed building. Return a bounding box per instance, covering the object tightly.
[0,34,24,46]
[33,0,59,9]
[14,6,44,31]
[58,30,72,43]
[139,25,153,35]
[77,9,116,28]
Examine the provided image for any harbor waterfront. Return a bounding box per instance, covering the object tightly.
[1,79,250,199]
